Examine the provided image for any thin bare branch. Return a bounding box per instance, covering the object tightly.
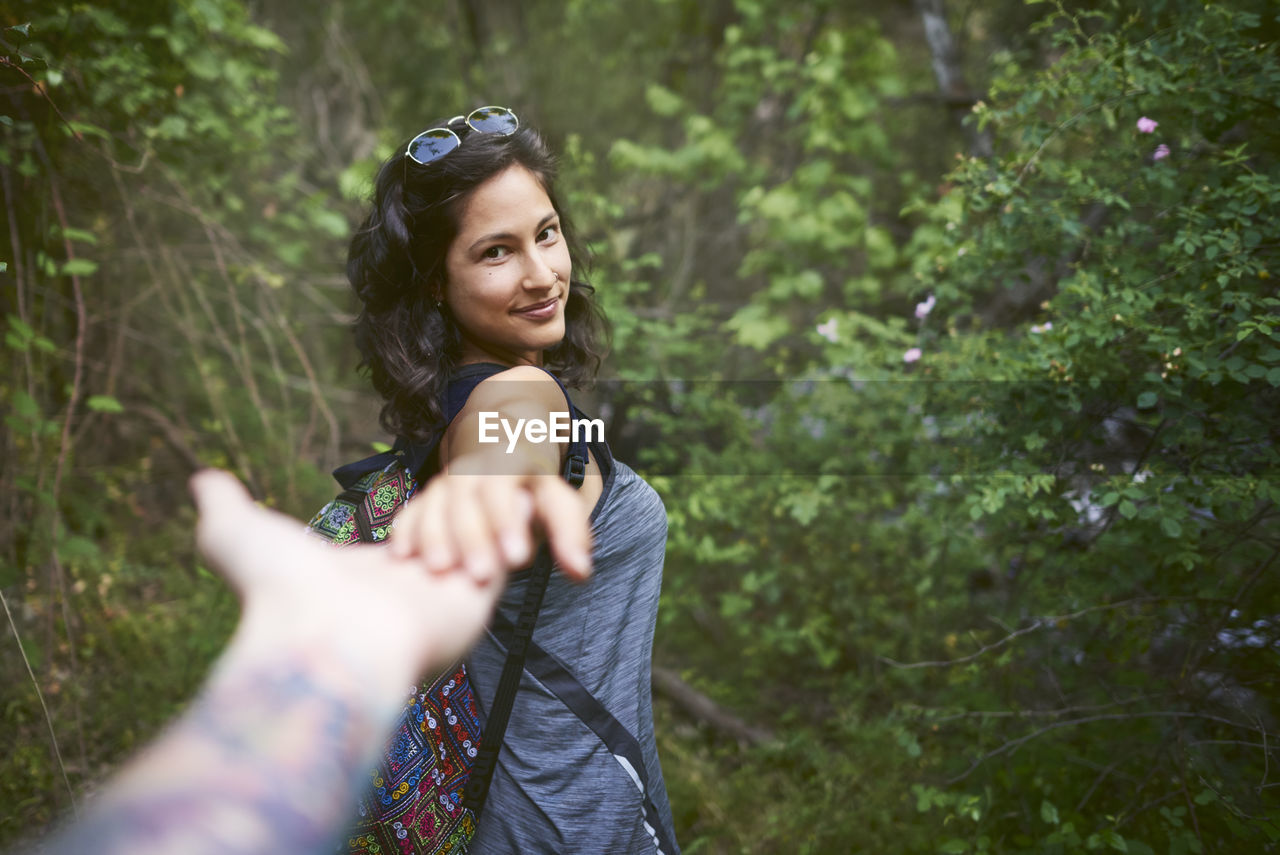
[879,596,1197,669]
[947,711,1262,785]
[0,586,77,817]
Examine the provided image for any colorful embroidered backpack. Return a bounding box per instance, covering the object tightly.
[309,455,481,854]
[306,365,590,854]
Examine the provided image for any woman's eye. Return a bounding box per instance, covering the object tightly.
[482,245,509,260]
[538,225,560,243]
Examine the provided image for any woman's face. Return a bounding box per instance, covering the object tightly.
[442,164,571,367]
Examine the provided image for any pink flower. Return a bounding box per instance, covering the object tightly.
[815,318,838,343]
[1030,322,1053,334]
[914,295,936,320]
[903,347,922,363]
[1153,144,1170,161]
[1136,117,1158,134]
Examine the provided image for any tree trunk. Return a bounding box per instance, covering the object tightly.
[914,0,993,158]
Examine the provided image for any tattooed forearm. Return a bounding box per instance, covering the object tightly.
[45,651,401,855]
[37,469,493,855]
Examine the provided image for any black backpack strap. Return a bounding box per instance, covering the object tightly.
[331,449,399,490]
[462,367,590,818]
[463,544,554,816]
[487,609,678,855]
[542,369,589,488]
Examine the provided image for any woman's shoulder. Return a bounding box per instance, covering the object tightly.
[452,363,571,418]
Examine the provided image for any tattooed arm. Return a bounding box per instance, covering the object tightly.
[42,470,502,855]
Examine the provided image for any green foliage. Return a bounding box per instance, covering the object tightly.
[3,0,1277,852]
[587,0,1279,850]
[0,0,350,836]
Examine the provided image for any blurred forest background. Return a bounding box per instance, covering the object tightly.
[2,0,1278,852]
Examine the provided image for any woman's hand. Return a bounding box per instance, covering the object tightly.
[388,366,595,586]
[387,468,593,585]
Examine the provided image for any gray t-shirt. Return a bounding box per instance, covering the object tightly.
[466,451,680,855]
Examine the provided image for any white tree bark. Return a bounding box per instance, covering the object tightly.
[914,0,993,158]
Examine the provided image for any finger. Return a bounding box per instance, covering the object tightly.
[189,469,256,574]
[395,483,455,573]
[480,479,533,569]
[527,476,593,581]
[189,469,326,599]
[443,476,503,584]
[190,468,254,525]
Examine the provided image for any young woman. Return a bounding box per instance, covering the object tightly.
[341,107,680,854]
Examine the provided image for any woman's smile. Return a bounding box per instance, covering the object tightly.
[512,295,560,319]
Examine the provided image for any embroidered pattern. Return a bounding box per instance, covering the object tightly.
[308,463,418,546]
[308,458,480,855]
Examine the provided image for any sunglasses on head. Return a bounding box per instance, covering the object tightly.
[404,106,519,166]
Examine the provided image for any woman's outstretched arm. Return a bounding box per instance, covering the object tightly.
[40,469,501,855]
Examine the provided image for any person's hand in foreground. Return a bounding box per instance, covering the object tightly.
[40,469,501,855]
[193,468,501,679]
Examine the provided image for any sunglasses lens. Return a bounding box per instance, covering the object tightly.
[407,128,460,165]
[467,106,518,136]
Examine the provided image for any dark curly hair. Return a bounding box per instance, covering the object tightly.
[347,119,607,442]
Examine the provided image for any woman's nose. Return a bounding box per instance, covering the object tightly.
[524,253,557,289]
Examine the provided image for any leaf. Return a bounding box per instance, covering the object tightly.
[86,395,124,414]
[60,258,98,277]
[11,389,39,419]
[718,591,752,619]
[7,315,34,340]
[1119,500,1138,519]
[310,208,349,238]
[1040,800,1060,825]
[1160,516,1183,538]
[939,840,968,854]
[53,226,98,246]
[240,24,287,52]
[726,302,789,350]
[645,84,684,118]
[1100,830,1128,852]
[57,535,101,561]
[1193,788,1217,806]
[1136,391,1158,409]
[66,121,110,140]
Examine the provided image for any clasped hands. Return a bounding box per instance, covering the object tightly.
[191,465,592,682]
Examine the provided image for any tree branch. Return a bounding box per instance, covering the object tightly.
[947,711,1262,785]
[879,596,1202,669]
[651,665,774,747]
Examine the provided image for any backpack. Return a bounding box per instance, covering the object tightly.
[306,366,589,855]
